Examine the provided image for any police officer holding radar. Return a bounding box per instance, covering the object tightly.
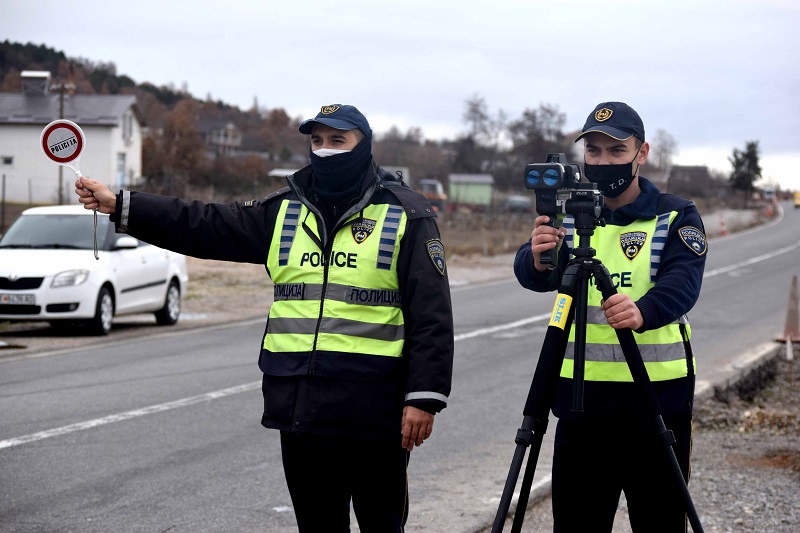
[514,101,707,532]
[76,104,454,533]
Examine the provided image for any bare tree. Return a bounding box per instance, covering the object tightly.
[650,129,678,170]
[454,95,507,175]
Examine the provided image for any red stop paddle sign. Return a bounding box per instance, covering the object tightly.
[41,119,99,259]
[40,119,86,176]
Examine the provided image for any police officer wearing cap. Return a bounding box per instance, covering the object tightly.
[75,104,454,533]
[514,102,707,532]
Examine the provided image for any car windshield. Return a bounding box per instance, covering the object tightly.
[0,213,111,250]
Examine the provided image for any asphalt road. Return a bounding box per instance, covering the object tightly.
[1,201,797,532]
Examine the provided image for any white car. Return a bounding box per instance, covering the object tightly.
[0,205,188,335]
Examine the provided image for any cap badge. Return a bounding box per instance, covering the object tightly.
[595,108,613,122]
[321,105,340,115]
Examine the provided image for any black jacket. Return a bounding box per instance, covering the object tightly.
[112,161,454,442]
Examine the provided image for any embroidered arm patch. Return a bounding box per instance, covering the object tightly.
[426,239,447,275]
[678,226,707,256]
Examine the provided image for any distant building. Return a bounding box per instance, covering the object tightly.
[666,165,723,199]
[643,165,670,190]
[448,173,494,212]
[0,71,143,204]
[198,119,242,158]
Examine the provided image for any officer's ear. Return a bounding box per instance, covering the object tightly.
[637,141,650,167]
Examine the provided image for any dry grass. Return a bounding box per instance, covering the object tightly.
[441,211,534,256]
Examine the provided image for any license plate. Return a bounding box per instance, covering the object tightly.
[0,293,35,305]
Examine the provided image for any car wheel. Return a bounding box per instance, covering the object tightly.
[155,280,181,326]
[87,287,114,336]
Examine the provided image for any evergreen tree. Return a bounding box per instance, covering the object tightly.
[728,141,762,199]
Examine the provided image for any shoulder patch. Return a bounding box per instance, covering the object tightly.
[678,226,707,256]
[426,239,447,275]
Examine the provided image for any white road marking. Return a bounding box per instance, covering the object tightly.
[0,381,260,450]
[454,314,551,342]
[703,240,800,278]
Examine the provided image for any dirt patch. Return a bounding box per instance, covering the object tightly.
[181,257,273,321]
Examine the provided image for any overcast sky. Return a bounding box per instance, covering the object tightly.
[3,0,799,190]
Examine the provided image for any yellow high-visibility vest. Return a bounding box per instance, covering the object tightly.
[264,199,406,359]
[559,212,695,382]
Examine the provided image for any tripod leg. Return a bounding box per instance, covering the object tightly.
[492,417,536,533]
[593,264,705,533]
[510,434,544,533]
[492,271,580,533]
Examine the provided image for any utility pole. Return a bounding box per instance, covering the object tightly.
[50,66,76,204]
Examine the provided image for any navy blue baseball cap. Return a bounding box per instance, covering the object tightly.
[575,101,645,143]
[299,104,372,137]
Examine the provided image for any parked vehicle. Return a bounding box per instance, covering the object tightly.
[416,178,448,213]
[502,195,534,213]
[0,205,188,335]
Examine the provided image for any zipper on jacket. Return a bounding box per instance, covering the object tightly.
[307,242,331,376]
[302,198,368,373]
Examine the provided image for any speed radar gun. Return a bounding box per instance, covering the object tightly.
[491,154,705,533]
[523,153,602,269]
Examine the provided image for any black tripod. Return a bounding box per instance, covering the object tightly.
[491,212,704,533]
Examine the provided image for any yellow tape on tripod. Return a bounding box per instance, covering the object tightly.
[548,293,573,329]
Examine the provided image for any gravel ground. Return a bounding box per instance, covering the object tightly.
[492,352,800,532]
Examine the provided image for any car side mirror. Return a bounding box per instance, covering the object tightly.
[115,236,140,249]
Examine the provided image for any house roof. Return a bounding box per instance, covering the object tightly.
[0,93,137,126]
[448,173,494,184]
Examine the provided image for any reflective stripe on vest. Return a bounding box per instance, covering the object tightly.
[264,199,406,359]
[378,206,404,270]
[278,201,303,266]
[561,211,695,382]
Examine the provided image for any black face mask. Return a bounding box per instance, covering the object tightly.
[309,135,372,195]
[584,152,640,198]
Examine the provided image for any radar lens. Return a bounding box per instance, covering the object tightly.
[525,169,541,187]
[543,168,560,186]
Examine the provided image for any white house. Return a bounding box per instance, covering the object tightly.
[0,71,143,205]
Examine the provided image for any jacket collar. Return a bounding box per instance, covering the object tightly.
[286,159,380,244]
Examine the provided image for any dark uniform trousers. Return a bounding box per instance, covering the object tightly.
[552,414,692,533]
[280,431,410,532]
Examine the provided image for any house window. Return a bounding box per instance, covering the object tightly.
[1,156,12,166]
[121,112,133,141]
[117,153,126,188]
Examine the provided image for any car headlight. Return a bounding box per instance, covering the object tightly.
[51,269,90,288]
